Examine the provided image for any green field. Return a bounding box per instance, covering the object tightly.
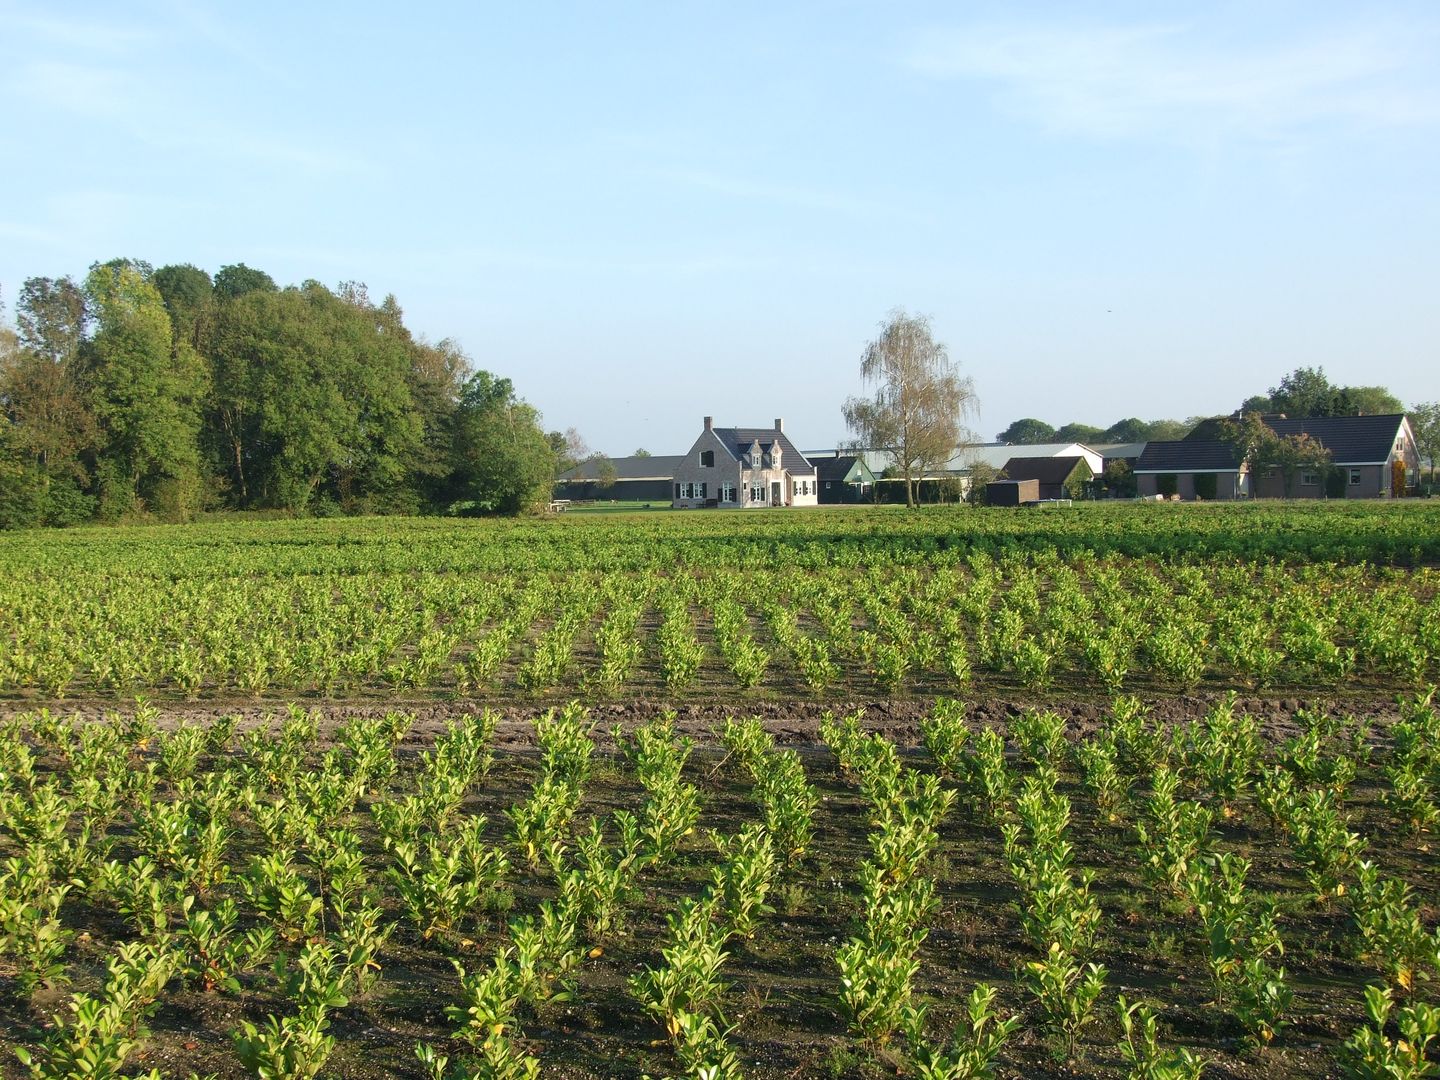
[2,504,1439,1079]
[2,504,1438,704]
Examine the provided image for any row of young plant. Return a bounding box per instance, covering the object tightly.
[0,701,753,1078]
[3,696,1439,1076]
[3,553,1436,699]
[8,502,1440,582]
[917,690,1440,1076]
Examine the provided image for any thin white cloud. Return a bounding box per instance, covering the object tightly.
[152,0,300,89]
[6,59,143,121]
[4,9,156,54]
[659,167,932,224]
[905,18,1440,143]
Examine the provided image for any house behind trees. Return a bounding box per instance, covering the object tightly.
[1134,413,1417,500]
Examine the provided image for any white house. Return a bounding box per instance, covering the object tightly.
[671,417,819,508]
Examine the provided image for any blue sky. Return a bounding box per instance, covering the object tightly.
[2,1,1437,454]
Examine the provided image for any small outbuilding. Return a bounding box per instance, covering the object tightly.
[987,478,1040,506]
[1000,456,1093,500]
[813,454,876,503]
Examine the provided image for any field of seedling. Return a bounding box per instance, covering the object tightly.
[2,504,1440,1079]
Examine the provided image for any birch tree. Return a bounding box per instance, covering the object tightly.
[842,309,977,506]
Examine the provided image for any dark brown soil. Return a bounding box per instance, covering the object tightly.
[0,696,1433,1079]
[0,690,1411,750]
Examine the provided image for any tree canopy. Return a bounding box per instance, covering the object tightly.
[1243,366,1405,419]
[448,372,556,514]
[1054,422,1105,444]
[996,418,1055,444]
[0,258,557,525]
[994,415,1194,445]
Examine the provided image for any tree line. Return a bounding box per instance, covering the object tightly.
[0,261,558,527]
[996,366,1416,448]
[996,416,1196,446]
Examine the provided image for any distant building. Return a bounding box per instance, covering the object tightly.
[671,418,819,508]
[1000,456,1093,500]
[952,442,1104,478]
[801,441,1104,502]
[1133,413,1418,500]
[808,453,876,504]
[1134,441,1247,500]
[554,455,682,502]
[1255,414,1417,498]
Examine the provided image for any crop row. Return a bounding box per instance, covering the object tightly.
[6,503,1440,578]
[1,694,1438,1077]
[3,555,1436,699]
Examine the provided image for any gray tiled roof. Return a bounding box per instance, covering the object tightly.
[1001,456,1091,484]
[1093,442,1148,460]
[1134,440,1242,472]
[1265,414,1406,464]
[712,427,817,476]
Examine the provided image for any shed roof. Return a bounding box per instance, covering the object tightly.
[1001,456,1091,484]
[815,455,873,483]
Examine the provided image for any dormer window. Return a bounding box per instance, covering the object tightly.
[700,450,714,467]
[749,441,762,468]
[771,443,782,469]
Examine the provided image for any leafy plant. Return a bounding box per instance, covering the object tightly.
[1340,984,1440,1079]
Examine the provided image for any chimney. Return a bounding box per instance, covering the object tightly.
[774,417,784,432]
[703,416,713,431]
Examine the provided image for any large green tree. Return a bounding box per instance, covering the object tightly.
[153,263,214,352]
[15,276,88,365]
[213,263,278,300]
[1101,417,1149,443]
[1248,367,1404,420]
[1344,386,1405,416]
[448,371,555,514]
[1268,366,1338,418]
[2,278,98,523]
[82,260,207,519]
[205,281,421,511]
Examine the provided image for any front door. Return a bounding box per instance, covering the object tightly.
[771,481,782,505]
